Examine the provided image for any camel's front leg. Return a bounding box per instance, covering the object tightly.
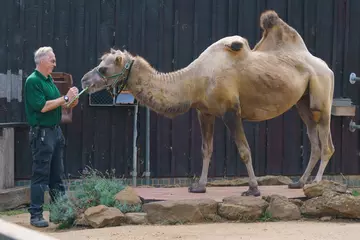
[188,111,215,193]
[235,119,260,196]
[223,111,260,196]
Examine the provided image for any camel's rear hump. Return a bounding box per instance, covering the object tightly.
[260,10,280,30]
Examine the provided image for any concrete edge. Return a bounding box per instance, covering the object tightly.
[0,218,58,240]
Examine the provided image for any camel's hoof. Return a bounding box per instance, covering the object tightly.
[188,182,206,193]
[241,186,261,197]
[288,181,304,189]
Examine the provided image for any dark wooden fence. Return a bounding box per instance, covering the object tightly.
[1,0,360,181]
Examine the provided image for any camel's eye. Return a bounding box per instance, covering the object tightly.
[98,67,107,75]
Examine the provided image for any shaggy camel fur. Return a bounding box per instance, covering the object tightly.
[80,10,334,196]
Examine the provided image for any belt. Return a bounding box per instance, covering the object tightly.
[31,125,59,130]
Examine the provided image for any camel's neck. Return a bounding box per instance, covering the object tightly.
[126,56,197,118]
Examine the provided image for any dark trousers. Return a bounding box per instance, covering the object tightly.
[28,125,66,217]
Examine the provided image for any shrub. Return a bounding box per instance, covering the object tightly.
[48,166,141,228]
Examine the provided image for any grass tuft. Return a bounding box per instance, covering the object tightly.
[48,166,141,229]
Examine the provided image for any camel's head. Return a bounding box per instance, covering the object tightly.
[81,48,133,94]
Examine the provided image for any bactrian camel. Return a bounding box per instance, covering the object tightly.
[81,10,334,196]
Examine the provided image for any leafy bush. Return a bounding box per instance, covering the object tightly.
[48,166,141,228]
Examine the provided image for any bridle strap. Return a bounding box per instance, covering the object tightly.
[95,59,134,98]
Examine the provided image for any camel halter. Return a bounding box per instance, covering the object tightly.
[95,59,134,98]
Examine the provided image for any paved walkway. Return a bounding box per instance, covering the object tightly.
[134,185,305,202]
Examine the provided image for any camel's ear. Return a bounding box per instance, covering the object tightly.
[115,56,122,66]
[226,41,243,52]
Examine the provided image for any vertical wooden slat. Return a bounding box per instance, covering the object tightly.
[300,0,317,175]
[156,0,174,178]
[62,0,85,177]
[281,0,305,176]
[191,0,216,178]
[93,0,117,173]
[81,0,98,173]
[262,0,287,175]
[170,0,194,177]
[0,0,8,74]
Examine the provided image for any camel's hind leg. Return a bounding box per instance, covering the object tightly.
[309,72,335,183]
[188,111,215,193]
[222,111,260,196]
[288,96,320,188]
[289,96,335,188]
[313,112,334,182]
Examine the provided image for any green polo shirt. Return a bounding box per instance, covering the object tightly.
[24,70,62,126]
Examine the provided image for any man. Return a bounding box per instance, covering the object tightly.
[24,46,79,227]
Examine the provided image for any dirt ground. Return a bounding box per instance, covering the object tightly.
[47,221,360,240]
[1,211,360,240]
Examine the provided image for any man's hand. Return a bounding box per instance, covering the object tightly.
[66,87,78,100]
[65,86,79,108]
[41,87,80,113]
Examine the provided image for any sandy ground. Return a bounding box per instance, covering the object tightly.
[47,221,360,240]
[1,212,360,240]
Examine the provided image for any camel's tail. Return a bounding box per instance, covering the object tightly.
[260,10,280,30]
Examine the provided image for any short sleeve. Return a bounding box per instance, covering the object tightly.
[25,78,46,111]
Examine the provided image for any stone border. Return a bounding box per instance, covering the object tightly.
[71,180,360,229]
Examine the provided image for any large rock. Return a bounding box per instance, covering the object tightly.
[303,180,348,198]
[265,195,301,220]
[218,196,268,221]
[207,178,248,187]
[125,212,148,225]
[74,213,90,227]
[257,176,293,186]
[300,195,329,217]
[0,187,30,211]
[301,191,360,219]
[142,198,218,224]
[289,198,304,208]
[84,205,127,228]
[114,186,142,205]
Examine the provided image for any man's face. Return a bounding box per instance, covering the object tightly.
[41,51,56,74]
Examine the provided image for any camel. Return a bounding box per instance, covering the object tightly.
[80,10,334,197]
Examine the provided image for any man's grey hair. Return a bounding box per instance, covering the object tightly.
[34,46,53,65]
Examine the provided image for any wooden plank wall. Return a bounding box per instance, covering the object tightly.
[0,0,359,181]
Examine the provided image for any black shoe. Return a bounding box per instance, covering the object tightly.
[30,216,49,228]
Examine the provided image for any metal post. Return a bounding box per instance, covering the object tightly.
[349,120,360,132]
[349,72,360,84]
[132,104,138,187]
[112,87,116,105]
[145,107,151,185]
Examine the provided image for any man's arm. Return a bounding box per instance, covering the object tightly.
[25,80,78,113]
[40,96,66,113]
[42,87,78,112]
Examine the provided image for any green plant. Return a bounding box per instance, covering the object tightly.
[114,202,142,213]
[352,190,360,197]
[258,210,275,222]
[48,194,77,227]
[48,166,140,229]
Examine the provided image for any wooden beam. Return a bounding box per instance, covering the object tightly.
[331,98,356,117]
[0,127,14,189]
